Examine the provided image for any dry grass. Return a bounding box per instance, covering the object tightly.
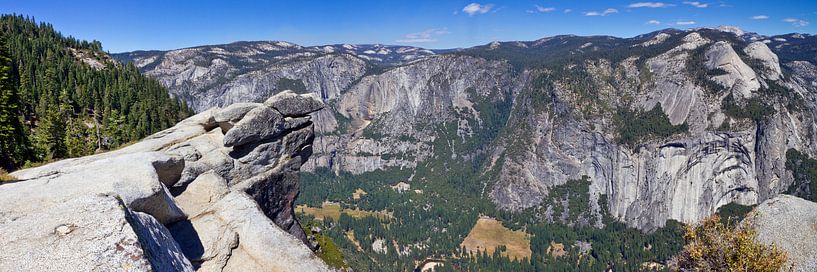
[296,202,392,221]
[345,230,363,251]
[352,188,367,200]
[297,202,342,221]
[547,242,567,257]
[460,217,532,260]
[0,168,17,182]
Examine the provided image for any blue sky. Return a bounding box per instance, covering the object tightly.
[2,0,816,53]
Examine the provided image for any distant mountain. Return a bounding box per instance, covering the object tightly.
[112,42,444,112]
[118,28,817,270]
[114,42,444,68]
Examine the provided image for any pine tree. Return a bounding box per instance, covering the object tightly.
[32,108,65,161]
[0,14,191,169]
[0,35,28,170]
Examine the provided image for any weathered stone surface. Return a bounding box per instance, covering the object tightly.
[283,125,316,160]
[744,41,783,80]
[178,107,219,130]
[214,102,262,124]
[602,132,759,229]
[2,92,328,271]
[0,194,168,272]
[641,38,709,126]
[223,106,285,147]
[166,129,233,188]
[745,195,817,271]
[244,158,308,244]
[214,102,262,132]
[9,152,187,225]
[171,192,326,272]
[169,215,239,271]
[152,155,186,187]
[0,154,192,271]
[705,41,760,98]
[173,171,229,217]
[129,211,195,272]
[284,116,312,130]
[264,90,324,117]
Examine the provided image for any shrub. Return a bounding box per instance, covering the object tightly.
[673,215,788,272]
[0,168,16,182]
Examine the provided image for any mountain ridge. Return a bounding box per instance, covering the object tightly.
[112,26,815,57]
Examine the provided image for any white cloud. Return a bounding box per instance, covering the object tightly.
[628,2,673,8]
[462,3,494,16]
[676,20,697,25]
[535,5,555,12]
[783,18,809,27]
[751,15,769,20]
[683,1,709,8]
[396,28,450,43]
[646,20,662,25]
[527,5,555,13]
[584,8,618,16]
[564,9,573,13]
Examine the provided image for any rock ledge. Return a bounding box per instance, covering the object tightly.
[0,91,329,272]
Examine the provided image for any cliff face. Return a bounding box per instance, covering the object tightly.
[118,30,817,231]
[0,92,329,271]
[487,33,815,230]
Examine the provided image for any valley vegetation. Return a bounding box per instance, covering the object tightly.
[296,85,689,270]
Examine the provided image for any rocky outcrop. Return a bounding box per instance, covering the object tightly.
[744,41,783,80]
[745,195,817,271]
[0,92,328,271]
[705,41,761,99]
[645,33,710,126]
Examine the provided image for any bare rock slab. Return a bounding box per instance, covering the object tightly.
[746,195,817,271]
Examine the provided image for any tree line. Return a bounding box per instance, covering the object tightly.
[0,14,191,170]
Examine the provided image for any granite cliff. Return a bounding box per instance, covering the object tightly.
[115,28,817,232]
